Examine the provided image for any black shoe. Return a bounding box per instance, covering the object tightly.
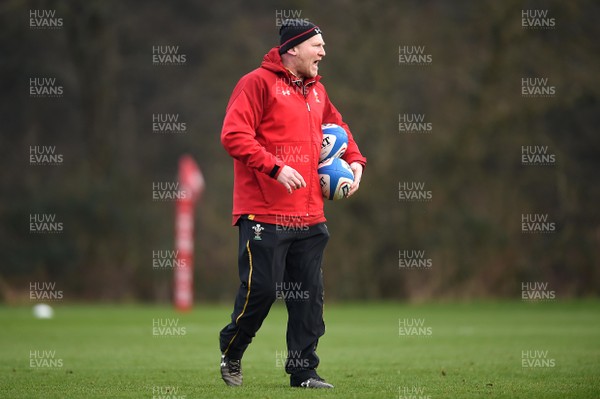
[220,354,242,386]
[297,377,334,389]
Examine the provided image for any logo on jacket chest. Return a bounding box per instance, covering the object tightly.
[275,78,304,97]
[275,77,322,98]
[312,88,321,103]
[272,79,324,113]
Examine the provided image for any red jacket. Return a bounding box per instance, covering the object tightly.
[221,47,367,225]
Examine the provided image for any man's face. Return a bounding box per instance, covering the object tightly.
[288,34,326,79]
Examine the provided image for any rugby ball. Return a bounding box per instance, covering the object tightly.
[33,303,54,319]
[318,157,354,200]
[320,123,348,163]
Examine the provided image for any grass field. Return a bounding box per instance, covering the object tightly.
[1,301,599,398]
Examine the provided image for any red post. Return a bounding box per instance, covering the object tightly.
[174,155,204,311]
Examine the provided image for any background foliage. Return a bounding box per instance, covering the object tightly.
[1,0,598,302]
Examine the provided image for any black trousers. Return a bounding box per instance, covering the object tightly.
[219,217,330,384]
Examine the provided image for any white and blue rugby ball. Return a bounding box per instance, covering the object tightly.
[318,157,354,200]
[320,123,348,163]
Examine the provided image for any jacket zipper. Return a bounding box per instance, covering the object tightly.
[291,77,317,217]
[303,81,316,217]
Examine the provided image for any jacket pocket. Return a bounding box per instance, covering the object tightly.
[260,141,316,213]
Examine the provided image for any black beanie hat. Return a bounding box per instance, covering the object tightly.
[279,19,322,55]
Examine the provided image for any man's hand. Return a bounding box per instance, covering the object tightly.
[347,162,363,197]
[276,165,306,194]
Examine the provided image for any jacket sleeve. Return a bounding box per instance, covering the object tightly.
[321,92,367,168]
[221,75,284,178]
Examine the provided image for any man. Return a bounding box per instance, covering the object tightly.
[219,19,366,389]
